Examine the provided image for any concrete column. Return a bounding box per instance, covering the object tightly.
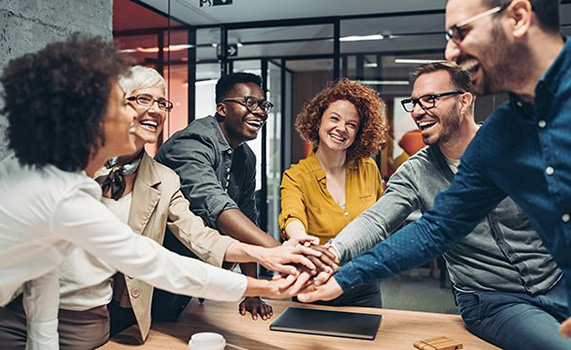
[0,0,113,159]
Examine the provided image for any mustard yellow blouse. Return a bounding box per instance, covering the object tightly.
[278,153,383,244]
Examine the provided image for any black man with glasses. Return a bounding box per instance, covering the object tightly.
[299,0,571,346]
[155,72,277,321]
[322,62,567,350]
[156,73,336,321]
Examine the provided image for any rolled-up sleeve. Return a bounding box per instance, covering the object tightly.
[157,133,238,228]
[278,169,308,239]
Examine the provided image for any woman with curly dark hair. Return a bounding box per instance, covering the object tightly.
[278,78,387,307]
[0,35,303,350]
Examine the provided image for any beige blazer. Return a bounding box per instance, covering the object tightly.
[121,152,236,342]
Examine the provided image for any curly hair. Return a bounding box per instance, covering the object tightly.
[294,78,387,161]
[1,33,131,172]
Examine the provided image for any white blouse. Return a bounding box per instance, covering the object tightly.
[59,194,133,311]
[0,155,246,350]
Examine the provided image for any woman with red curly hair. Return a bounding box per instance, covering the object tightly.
[278,79,387,307]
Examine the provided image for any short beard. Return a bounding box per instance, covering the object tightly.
[482,22,530,95]
[434,103,462,146]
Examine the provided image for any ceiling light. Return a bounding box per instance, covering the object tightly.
[364,62,378,68]
[394,58,445,65]
[120,44,195,54]
[195,79,219,86]
[357,80,409,86]
[340,34,384,42]
[169,44,194,51]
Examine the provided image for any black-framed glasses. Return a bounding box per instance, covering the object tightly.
[127,94,173,112]
[222,96,274,114]
[401,91,464,113]
[445,1,511,44]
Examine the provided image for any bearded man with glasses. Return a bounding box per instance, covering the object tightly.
[320,62,567,350]
[298,0,571,347]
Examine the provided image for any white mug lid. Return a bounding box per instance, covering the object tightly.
[188,332,226,349]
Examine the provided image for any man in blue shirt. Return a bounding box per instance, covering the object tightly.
[298,0,571,339]
[329,61,568,349]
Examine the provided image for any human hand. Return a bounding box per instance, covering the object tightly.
[282,235,320,247]
[244,272,302,299]
[311,244,339,285]
[239,296,273,321]
[296,276,344,303]
[254,242,325,275]
[304,244,339,274]
[268,243,338,295]
[283,236,339,274]
[561,316,571,338]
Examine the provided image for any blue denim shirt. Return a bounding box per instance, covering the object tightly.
[335,38,571,309]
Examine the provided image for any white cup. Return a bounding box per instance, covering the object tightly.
[188,332,226,350]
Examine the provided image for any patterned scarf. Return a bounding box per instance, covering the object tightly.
[96,151,143,200]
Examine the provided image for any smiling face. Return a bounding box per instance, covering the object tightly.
[410,70,463,146]
[444,0,526,95]
[317,99,360,153]
[99,80,138,159]
[217,82,268,148]
[129,85,167,150]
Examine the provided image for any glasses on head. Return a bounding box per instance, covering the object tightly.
[445,1,511,45]
[401,91,464,113]
[222,96,274,114]
[127,94,173,112]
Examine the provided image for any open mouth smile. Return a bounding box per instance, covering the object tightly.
[139,119,159,132]
[329,133,347,143]
[244,118,265,130]
[417,120,437,131]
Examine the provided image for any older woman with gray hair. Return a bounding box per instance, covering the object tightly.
[105,66,320,342]
[0,63,322,349]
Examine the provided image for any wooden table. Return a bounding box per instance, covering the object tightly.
[100,299,499,350]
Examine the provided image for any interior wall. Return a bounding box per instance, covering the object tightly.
[290,70,332,165]
[474,94,509,123]
[0,0,113,159]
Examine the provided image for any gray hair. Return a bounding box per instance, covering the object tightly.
[118,65,166,96]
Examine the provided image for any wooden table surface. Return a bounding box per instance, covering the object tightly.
[100,299,499,350]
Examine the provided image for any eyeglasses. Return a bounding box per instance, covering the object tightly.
[222,96,274,114]
[401,91,464,113]
[127,94,173,112]
[445,1,511,45]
